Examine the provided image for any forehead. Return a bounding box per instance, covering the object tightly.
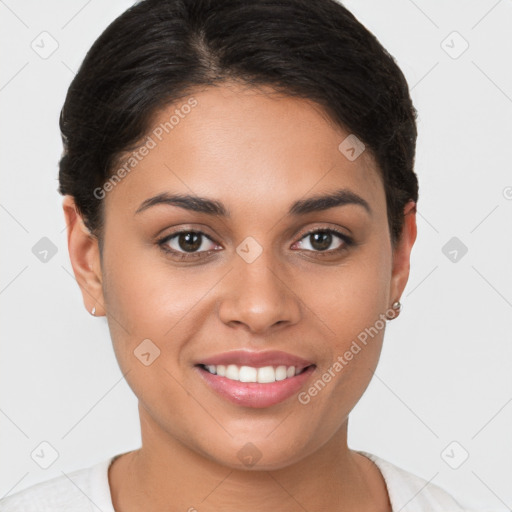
[105,82,385,218]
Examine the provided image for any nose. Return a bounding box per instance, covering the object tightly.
[218,248,301,334]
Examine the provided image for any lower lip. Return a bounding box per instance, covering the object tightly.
[195,365,316,408]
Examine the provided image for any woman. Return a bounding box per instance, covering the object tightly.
[0,0,474,510]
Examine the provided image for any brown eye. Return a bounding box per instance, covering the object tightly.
[295,228,352,253]
[159,230,219,257]
[176,232,202,252]
[309,231,333,251]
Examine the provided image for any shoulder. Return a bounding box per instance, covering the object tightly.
[0,456,115,512]
[356,450,476,512]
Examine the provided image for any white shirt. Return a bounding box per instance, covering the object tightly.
[0,450,475,511]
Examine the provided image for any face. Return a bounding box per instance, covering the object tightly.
[64,82,416,470]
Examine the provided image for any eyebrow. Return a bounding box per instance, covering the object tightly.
[135,188,372,217]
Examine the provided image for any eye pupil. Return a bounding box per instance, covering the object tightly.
[310,231,332,251]
[178,232,201,252]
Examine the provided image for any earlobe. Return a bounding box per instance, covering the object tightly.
[62,195,105,317]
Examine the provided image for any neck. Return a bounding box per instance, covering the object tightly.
[109,405,390,512]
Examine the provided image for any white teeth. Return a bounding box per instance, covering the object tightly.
[225,364,239,380]
[203,363,305,383]
[275,365,288,381]
[239,366,258,382]
[258,366,276,383]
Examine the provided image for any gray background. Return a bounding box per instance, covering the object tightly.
[1,1,511,510]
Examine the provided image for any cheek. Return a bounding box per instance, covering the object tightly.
[102,244,197,332]
[101,245,221,376]
[303,240,391,392]
[100,254,192,411]
[306,243,391,341]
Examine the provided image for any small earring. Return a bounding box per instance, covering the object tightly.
[387,300,401,320]
[91,306,96,316]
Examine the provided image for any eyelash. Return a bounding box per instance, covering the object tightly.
[157,227,354,261]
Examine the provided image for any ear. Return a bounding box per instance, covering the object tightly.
[389,200,417,313]
[62,195,105,316]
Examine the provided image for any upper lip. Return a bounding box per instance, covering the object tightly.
[197,350,315,370]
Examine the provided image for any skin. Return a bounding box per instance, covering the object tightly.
[63,81,417,512]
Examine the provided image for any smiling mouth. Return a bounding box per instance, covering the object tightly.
[197,363,314,384]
